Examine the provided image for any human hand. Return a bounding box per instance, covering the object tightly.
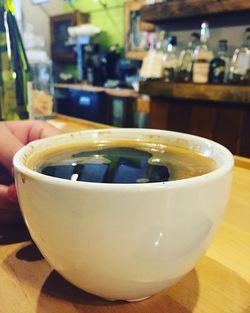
[0,120,60,222]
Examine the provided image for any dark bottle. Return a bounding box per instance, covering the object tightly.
[209,39,229,84]
[0,0,30,120]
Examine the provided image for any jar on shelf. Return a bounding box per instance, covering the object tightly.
[27,50,54,119]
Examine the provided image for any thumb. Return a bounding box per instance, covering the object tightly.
[0,123,23,171]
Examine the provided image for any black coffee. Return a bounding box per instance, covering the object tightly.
[41,147,169,184]
[28,140,218,184]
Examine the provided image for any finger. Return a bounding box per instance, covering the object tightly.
[0,123,23,171]
[5,120,61,144]
[0,121,61,171]
[7,184,18,203]
[0,183,21,223]
[0,184,19,210]
[27,120,61,143]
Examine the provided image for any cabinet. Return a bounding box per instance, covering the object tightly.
[50,11,89,63]
[139,0,250,157]
[54,84,149,128]
[140,80,250,157]
[124,0,155,60]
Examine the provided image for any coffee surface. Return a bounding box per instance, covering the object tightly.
[28,140,218,184]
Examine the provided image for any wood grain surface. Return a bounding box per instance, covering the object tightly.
[139,81,250,105]
[55,84,139,98]
[47,114,110,133]
[0,115,249,313]
[141,0,250,23]
[147,97,250,157]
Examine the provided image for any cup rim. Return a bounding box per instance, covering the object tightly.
[13,128,234,190]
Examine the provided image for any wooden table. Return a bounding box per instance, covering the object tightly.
[0,115,249,313]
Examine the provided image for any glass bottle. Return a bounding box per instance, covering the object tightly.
[0,0,30,120]
[192,21,213,84]
[155,30,166,53]
[29,53,54,120]
[23,25,54,120]
[177,32,200,82]
[209,39,229,84]
[162,35,179,82]
[139,30,165,79]
[229,27,250,85]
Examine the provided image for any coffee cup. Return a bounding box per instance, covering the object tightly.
[13,128,234,301]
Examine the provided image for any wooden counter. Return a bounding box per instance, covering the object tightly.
[140,81,250,105]
[0,115,249,313]
[54,83,139,98]
[47,114,110,133]
[139,81,250,157]
[138,0,250,157]
[54,84,144,128]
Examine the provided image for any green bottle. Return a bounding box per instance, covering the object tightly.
[0,0,30,120]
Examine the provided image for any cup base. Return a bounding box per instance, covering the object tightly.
[102,296,151,302]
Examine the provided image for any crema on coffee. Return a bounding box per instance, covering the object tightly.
[27,140,218,184]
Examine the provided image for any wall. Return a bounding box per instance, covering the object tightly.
[20,0,249,56]
[20,0,126,57]
[21,0,65,56]
[19,1,249,62]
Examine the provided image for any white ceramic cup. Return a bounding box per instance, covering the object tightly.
[13,128,234,301]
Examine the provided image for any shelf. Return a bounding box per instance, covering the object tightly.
[139,81,250,105]
[51,52,76,64]
[124,1,154,60]
[140,0,250,29]
[50,12,89,64]
[126,51,147,60]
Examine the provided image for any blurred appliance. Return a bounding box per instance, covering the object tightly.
[81,43,107,86]
[50,12,89,63]
[106,48,121,80]
[76,43,122,86]
[75,35,90,82]
[116,59,141,81]
[104,58,141,89]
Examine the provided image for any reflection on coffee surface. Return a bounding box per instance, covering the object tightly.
[29,140,218,184]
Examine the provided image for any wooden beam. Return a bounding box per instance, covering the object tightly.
[140,81,250,105]
[141,0,250,23]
